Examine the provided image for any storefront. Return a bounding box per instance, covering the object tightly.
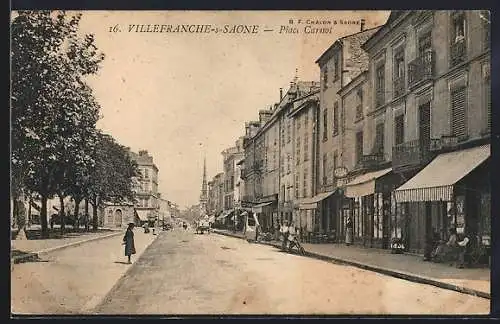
[394,144,490,256]
[252,201,273,232]
[297,190,337,241]
[342,167,403,249]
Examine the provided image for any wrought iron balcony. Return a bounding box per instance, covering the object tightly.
[450,39,466,66]
[392,139,440,170]
[355,152,387,170]
[408,50,434,87]
[429,135,459,152]
[393,76,405,97]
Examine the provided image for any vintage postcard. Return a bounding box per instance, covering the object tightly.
[10,10,491,316]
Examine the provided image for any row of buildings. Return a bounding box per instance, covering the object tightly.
[206,10,491,256]
[20,149,179,229]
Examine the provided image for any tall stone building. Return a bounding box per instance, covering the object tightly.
[354,10,491,254]
[130,150,160,226]
[314,22,382,236]
[288,90,321,235]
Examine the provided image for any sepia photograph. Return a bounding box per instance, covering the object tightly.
[10,9,491,316]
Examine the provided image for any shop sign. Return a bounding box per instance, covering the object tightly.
[334,167,349,179]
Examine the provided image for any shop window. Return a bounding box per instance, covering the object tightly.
[480,192,491,245]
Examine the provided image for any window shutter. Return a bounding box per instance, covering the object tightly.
[375,123,384,153]
[486,79,491,132]
[395,115,405,145]
[451,86,467,138]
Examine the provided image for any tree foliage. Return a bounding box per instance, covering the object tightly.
[11,11,142,235]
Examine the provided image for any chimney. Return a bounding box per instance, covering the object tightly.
[360,19,366,32]
[279,88,283,101]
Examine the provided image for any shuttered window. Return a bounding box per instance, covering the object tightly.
[394,114,405,145]
[333,102,339,136]
[323,108,328,140]
[374,123,384,154]
[450,86,467,138]
[486,77,491,132]
[356,131,364,164]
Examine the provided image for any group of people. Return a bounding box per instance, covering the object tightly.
[425,227,470,268]
[278,220,300,250]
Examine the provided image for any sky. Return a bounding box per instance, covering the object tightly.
[76,11,391,209]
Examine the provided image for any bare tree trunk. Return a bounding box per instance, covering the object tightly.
[74,198,81,230]
[59,194,65,235]
[84,199,89,231]
[91,197,99,231]
[40,194,48,238]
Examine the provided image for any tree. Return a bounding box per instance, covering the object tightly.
[87,132,139,230]
[11,11,104,237]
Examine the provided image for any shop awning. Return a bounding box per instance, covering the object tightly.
[252,201,273,213]
[136,210,149,221]
[344,168,392,198]
[298,190,336,209]
[216,211,231,221]
[395,144,490,202]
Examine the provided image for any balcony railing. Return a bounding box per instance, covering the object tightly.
[429,135,459,151]
[392,139,440,170]
[355,152,387,170]
[408,50,435,87]
[393,76,405,97]
[450,39,466,66]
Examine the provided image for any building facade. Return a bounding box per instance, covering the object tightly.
[130,150,160,226]
[349,10,492,254]
[289,90,320,236]
[314,24,381,237]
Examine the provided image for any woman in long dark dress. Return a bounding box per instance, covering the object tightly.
[123,222,136,264]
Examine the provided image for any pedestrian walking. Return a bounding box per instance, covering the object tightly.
[345,216,353,246]
[123,222,136,264]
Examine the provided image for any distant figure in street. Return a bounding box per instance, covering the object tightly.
[345,216,353,246]
[183,222,188,230]
[123,222,136,264]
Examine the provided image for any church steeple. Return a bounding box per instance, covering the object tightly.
[199,156,208,214]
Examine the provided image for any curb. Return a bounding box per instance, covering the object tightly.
[213,230,491,300]
[11,231,124,264]
[89,231,162,314]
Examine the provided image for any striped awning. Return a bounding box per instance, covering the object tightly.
[395,144,490,202]
[252,202,273,213]
[344,168,392,198]
[298,190,336,210]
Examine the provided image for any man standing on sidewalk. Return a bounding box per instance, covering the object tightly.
[280,220,289,250]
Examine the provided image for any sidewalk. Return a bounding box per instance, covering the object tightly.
[213,229,490,299]
[11,228,158,315]
[11,229,123,264]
